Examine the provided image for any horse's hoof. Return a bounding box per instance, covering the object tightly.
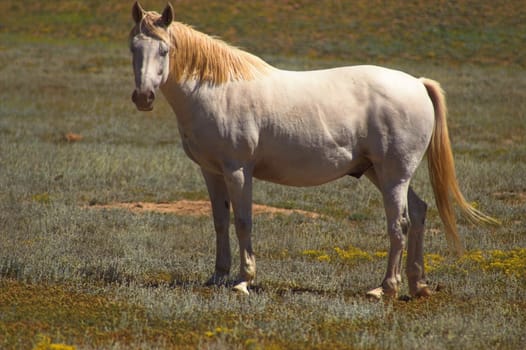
[366,287,384,300]
[413,285,433,298]
[366,286,397,300]
[233,281,250,295]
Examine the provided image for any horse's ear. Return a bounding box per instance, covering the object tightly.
[161,3,175,27]
[132,1,145,24]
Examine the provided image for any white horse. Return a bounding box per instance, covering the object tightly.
[129,2,496,298]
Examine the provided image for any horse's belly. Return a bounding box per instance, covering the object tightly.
[253,148,357,186]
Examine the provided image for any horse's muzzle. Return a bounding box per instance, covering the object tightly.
[132,89,155,111]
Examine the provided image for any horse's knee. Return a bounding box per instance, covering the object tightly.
[213,219,229,235]
[234,217,252,235]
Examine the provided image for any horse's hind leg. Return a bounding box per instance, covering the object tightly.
[406,187,432,297]
[365,169,409,299]
[381,182,410,297]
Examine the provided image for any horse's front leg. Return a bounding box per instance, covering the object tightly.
[223,165,255,295]
[202,169,231,286]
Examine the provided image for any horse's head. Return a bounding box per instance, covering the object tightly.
[130,2,173,111]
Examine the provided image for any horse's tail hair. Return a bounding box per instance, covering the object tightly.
[421,78,499,256]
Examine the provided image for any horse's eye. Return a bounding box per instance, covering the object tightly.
[159,47,168,57]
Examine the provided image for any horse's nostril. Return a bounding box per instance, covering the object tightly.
[131,89,155,110]
[147,91,155,103]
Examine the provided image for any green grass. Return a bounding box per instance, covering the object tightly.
[1,1,525,349]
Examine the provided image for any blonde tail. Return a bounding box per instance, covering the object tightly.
[421,78,499,256]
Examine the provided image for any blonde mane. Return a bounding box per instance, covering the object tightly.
[131,12,273,84]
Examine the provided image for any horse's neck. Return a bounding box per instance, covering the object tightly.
[160,77,205,125]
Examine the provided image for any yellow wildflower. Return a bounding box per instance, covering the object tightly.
[373,251,388,258]
[317,254,331,262]
[334,246,372,263]
[424,253,445,272]
[33,335,75,350]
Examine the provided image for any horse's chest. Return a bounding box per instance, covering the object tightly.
[180,124,256,175]
[180,133,222,173]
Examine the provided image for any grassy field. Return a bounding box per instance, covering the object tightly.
[1,1,525,349]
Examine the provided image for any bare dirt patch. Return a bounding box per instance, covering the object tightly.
[90,200,320,218]
[493,191,526,205]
